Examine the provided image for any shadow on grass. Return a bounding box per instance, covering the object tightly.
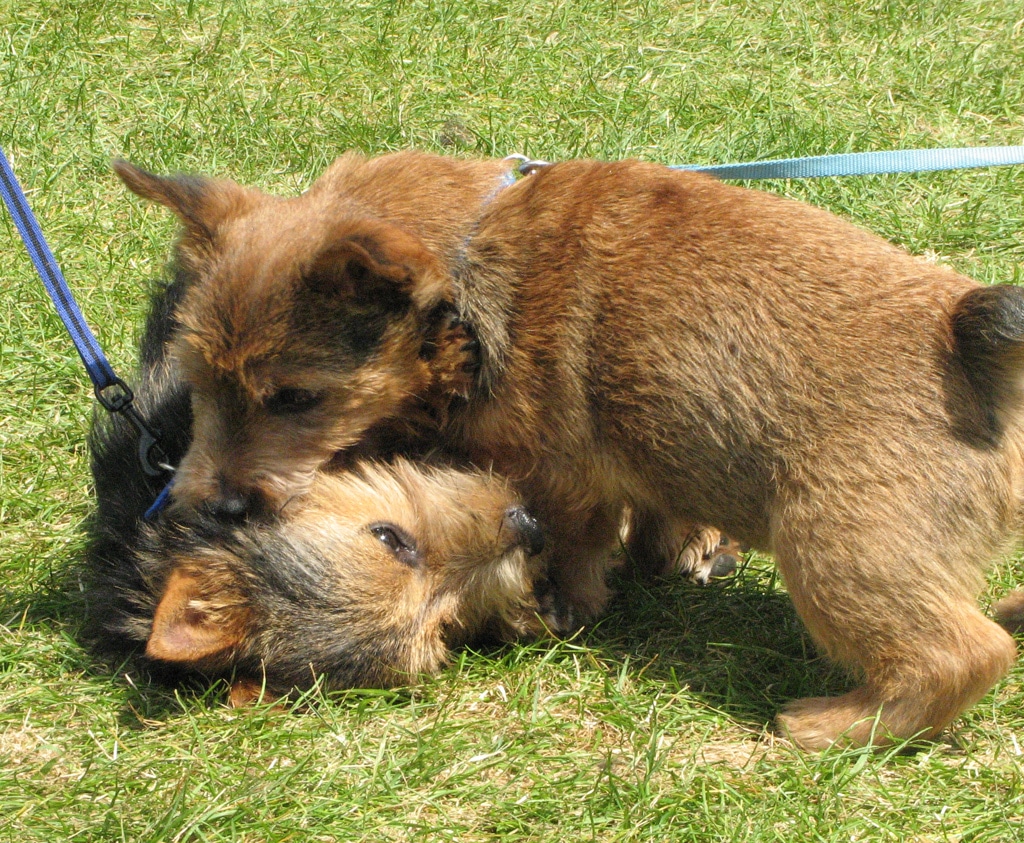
[0,547,239,727]
[580,556,852,730]
[455,554,850,736]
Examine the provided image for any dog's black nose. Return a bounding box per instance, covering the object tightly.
[209,477,265,520]
[502,505,545,556]
[211,490,250,519]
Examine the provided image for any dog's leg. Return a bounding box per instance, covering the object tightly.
[771,501,1017,750]
[625,509,741,584]
[994,590,1024,634]
[541,501,625,631]
[425,308,480,401]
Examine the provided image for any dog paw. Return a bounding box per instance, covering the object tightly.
[628,520,743,584]
[776,697,849,751]
[776,689,904,751]
[532,577,583,636]
[681,529,744,585]
[427,310,480,399]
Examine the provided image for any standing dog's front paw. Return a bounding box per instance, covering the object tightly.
[426,309,481,399]
[627,516,743,584]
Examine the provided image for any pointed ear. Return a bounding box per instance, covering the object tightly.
[304,221,446,312]
[146,569,249,664]
[113,159,255,244]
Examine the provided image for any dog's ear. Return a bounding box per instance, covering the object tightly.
[146,569,249,665]
[304,220,447,312]
[228,677,282,708]
[113,159,255,244]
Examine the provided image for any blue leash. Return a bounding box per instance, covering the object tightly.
[1,146,169,484]
[4,142,1024,516]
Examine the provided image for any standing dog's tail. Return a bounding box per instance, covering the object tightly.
[951,284,1024,444]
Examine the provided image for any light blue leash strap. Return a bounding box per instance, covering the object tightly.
[672,145,1024,180]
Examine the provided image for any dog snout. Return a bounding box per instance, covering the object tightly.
[501,505,545,556]
[209,477,268,520]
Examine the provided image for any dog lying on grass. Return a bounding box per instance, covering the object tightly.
[89,154,731,705]
[85,279,548,704]
[111,151,1024,749]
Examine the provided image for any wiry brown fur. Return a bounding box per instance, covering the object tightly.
[449,160,1024,748]
[113,151,515,516]
[116,153,1024,749]
[84,275,547,702]
[115,151,729,579]
[145,460,548,700]
[115,461,546,702]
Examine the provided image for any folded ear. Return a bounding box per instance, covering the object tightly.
[113,159,256,245]
[303,220,447,313]
[228,676,282,708]
[146,569,249,665]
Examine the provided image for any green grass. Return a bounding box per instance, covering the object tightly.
[2,0,1024,839]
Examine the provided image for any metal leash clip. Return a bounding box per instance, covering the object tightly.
[503,154,551,177]
[95,379,171,478]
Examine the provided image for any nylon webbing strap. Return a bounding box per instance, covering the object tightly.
[0,146,119,390]
[1,145,168,478]
[673,145,1024,180]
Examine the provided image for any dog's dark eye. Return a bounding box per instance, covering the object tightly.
[370,523,421,568]
[265,388,323,415]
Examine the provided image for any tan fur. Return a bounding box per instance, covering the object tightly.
[114,152,515,515]
[447,161,1022,748]
[119,153,1024,749]
[143,460,546,700]
[116,152,728,573]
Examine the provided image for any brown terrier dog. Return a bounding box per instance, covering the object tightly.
[116,153,1024,750]
[85,275,547,704]
[114,460,547,704]
[114,151,734,583]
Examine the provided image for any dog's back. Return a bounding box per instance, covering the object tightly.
[454,159,1024,747]
[458,160,1024,544]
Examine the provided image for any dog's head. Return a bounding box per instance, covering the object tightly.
[115,161,453,517]
[138,460,547,701]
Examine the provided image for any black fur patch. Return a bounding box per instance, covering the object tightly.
[952,284,1024,443]
[291,286,411,366]
[84,276,194,659]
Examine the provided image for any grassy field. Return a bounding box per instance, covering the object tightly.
[2,0,1024,840]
